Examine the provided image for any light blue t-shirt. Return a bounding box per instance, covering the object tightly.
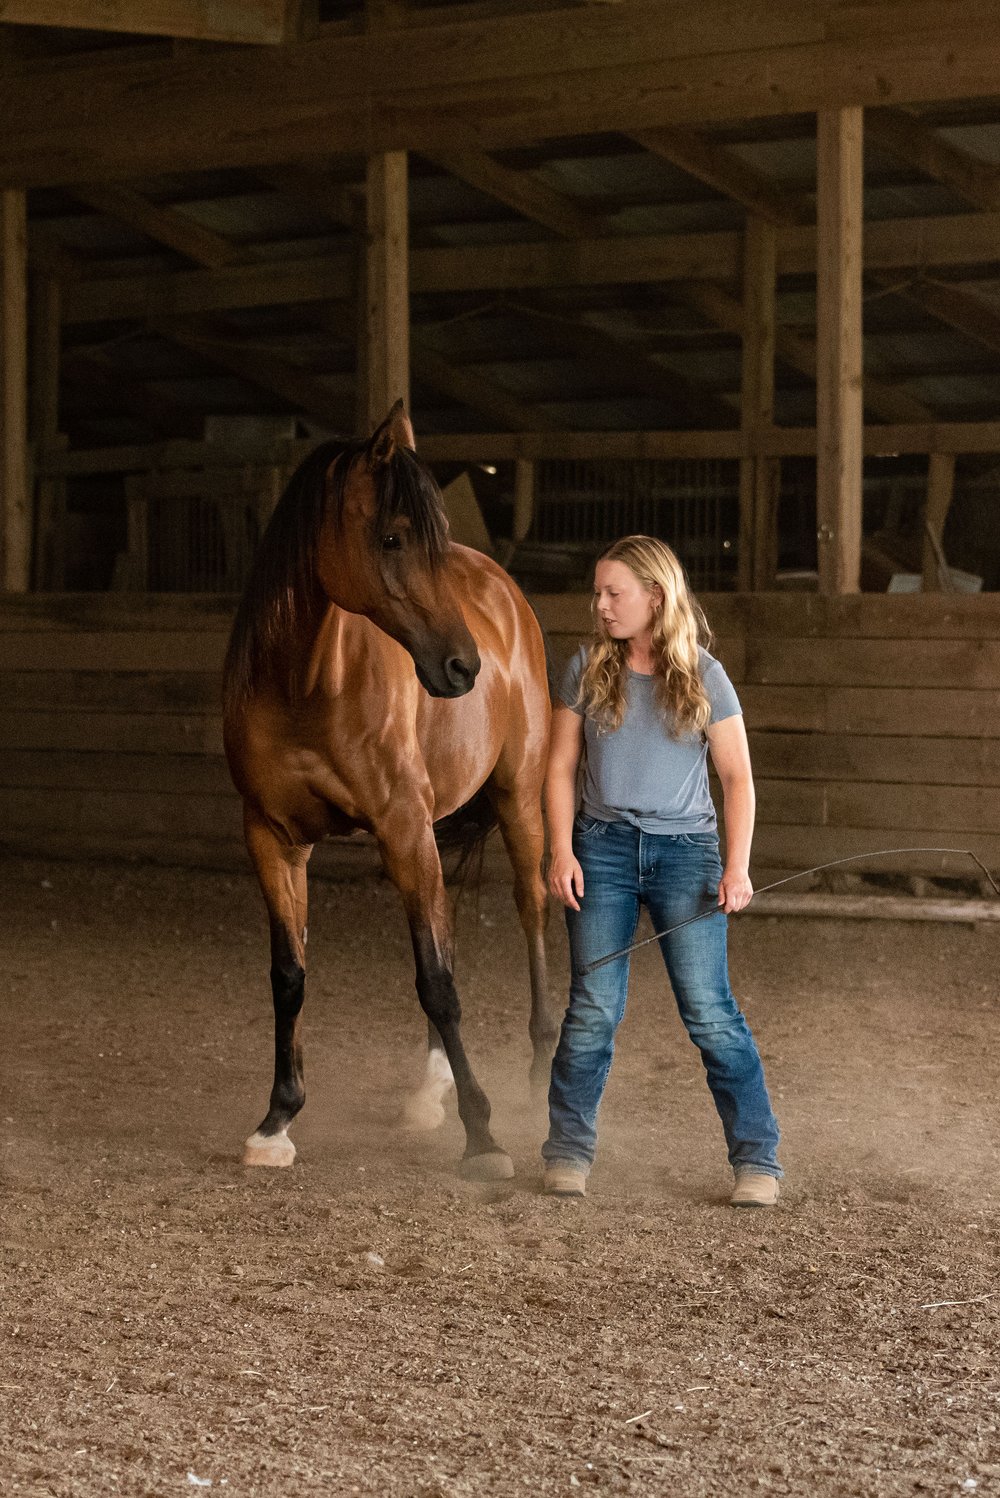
[559,644,742,834]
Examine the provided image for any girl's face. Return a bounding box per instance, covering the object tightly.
[593,559,661,641]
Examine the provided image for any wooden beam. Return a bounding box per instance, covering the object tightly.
[921,451,956,590]
[866,107,1000,213]
[0,1,291,45]
[364,151,409,432]
[1,191,30,592]
[61,210,1000,326]
[150,316,355,431]
[256,166,364,234]
[677,278,933,426]
[633,127,811,226]
[738,218,780,591]
[71,185,241,270]
[424,149,606,240]
[816,108,864,596]
[31,418,1000,475]
[29,272,62,589]
[893,275,1000,358]
[409,340,561,432]
[4,4,1000,185]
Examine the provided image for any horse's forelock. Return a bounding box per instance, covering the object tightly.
[373,447,449,565]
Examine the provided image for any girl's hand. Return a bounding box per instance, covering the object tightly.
[548,851,585,911]
[718,867,753,914]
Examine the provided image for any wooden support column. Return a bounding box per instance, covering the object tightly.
[738,217,779,591]
[30,272,64,588]
[816,107,864,595]
[363,151,409,434]
[921,451,956,589]
[513,458,534,544]
[1,190,30,592]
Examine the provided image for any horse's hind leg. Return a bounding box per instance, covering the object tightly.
[377,815,512,1181]
[488,776,560,1093]
[242,810,311,1167]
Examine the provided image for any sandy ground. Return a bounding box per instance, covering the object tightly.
[2,853,999,1497]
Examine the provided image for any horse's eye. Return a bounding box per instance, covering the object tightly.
[382,534,402,551]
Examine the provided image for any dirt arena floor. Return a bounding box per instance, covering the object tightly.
[2,852,999,1497]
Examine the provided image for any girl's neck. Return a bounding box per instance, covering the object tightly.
[627,633,656,674]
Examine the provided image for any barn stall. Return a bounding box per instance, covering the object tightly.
[2,3,1000,1495]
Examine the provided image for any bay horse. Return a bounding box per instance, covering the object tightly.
[223,402,558,1180]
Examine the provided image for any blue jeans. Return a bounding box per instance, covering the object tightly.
[543,815,781,1178]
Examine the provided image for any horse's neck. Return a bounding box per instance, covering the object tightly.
[301,601,373,698]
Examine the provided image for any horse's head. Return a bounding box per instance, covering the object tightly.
[316,402,482,698]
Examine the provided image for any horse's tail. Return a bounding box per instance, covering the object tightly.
[434,784,497,889]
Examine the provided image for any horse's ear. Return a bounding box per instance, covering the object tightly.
[368,399,416,468]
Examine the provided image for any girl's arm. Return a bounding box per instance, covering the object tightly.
[706,713,755,913]
[545,705,586,911]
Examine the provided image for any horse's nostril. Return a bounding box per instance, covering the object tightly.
[446,656,477,687]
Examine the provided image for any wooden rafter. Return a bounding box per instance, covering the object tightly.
[150,316,355,430]
[4,2,1000,185]
[425,149,742,423]
[893,276,1000,358]
[866,107,1000,213]
[423,149,611,240]
[71,185,241,270]
[632,128,811,227]
[0,1,292,45]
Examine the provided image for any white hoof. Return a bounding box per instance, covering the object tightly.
[243,1130,296,1168]
[402,1049,454,1132]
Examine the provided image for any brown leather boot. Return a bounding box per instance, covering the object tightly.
[730,1172,780,1208]
[543,1163,587,1198]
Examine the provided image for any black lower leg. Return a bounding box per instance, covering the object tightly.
[258,927,306,1137]
[413,931,500,1160]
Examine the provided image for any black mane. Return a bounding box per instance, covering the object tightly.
[223,438,449,712]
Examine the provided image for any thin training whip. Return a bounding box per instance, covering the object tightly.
[578,847,1000,976]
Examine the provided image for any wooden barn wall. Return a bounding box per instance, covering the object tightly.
[1,592,999,882]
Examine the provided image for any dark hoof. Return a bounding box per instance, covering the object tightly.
[459,1150,515,1182]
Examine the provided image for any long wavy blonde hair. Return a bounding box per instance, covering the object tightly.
[577,535,713,737]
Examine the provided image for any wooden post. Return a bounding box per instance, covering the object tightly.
[1,189,30,592]
[513,458,534,544]
[738,216,779,591]
[921,451,956,589]
[30,272,63,589]
[363,151,409,433]
[816,107,864,595]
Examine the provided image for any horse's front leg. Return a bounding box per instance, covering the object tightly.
[242,809,311,1167]
[376,815,513,1182]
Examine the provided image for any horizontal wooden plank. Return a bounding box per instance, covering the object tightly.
[0,748,233,796]
[0,785,243,839]
[0,630,227,672]
[0,592,235,631]
[0,710,224,754]
[739,593,1000,640]
[745,636,1000,689]
[748,732,1000,787]
[0,670,221,712]
[2,1,289,44]
[756,779,1000,834]
[538,592,1000,641]
[750,824,1000,880]
[743,685,1000,736]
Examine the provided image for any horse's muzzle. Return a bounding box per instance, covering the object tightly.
[415,653,481,698]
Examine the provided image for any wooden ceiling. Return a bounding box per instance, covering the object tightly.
[3,1,1000,453]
